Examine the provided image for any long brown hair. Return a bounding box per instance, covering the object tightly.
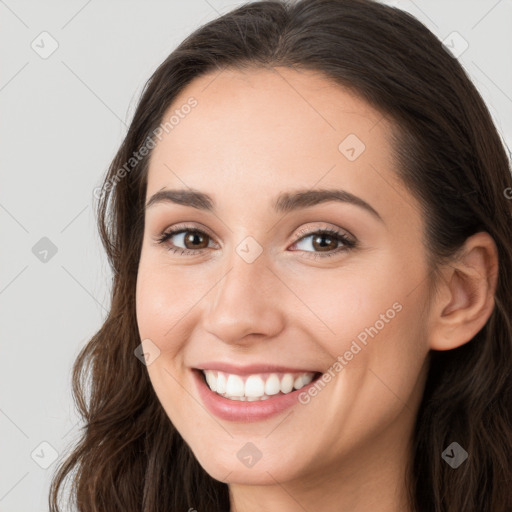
[49,0,512,510]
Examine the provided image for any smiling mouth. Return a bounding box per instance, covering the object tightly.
[197,369,323,401]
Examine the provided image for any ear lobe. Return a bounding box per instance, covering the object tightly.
[428,232,499,351]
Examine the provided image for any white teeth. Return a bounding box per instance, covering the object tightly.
[216,372,227,394]
[298,373,314,388]
[205,371,217,392]
[280,374,294,394]
[225,374,245,397]
[245,375,265,397]
[264,374,281,396]
[202,369,317,401]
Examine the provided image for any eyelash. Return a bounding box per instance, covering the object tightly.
[155,224,356,260]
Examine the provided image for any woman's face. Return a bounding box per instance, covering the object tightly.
[136,67,432,487]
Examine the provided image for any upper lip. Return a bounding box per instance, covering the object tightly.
[194,362,321,376]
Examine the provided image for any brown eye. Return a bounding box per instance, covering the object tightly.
[156,226,214,255]
[311,233,338,252]
[289,228,356,259]
[182,231,210,250]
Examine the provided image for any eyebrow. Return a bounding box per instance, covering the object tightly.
[144,188,383,223]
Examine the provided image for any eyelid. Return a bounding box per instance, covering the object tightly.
[155,221,217,241]
[292,224,355,243]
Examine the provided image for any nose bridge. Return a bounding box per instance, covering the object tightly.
[202,242,284,343]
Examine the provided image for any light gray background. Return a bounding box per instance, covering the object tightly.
[1,0,511,510]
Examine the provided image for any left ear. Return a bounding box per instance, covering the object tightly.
[427,231,499,351]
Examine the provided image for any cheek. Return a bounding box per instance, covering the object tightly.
[298,250,428,380]
[135,260,195,427]
[292,259,398,350]
[135,256,203,350]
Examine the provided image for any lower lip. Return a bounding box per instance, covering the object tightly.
[192,369,320,422]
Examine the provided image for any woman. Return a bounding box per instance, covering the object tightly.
[49,0,512,510]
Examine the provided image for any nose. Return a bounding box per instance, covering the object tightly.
[201,249,285,346]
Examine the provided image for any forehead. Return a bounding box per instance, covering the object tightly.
[146,67,420,229]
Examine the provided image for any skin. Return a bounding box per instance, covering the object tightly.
[135,66,498,512]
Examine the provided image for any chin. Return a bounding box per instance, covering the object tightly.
[193,445,303,486]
